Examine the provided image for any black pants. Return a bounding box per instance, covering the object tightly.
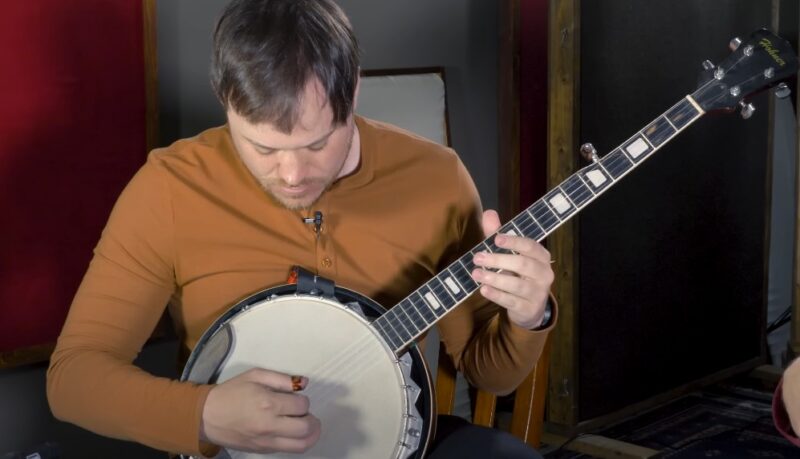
[426,415,544,459]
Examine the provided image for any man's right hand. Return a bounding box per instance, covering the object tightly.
[200,368,321,454]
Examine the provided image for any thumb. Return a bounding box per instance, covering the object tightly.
[481,209,501,238]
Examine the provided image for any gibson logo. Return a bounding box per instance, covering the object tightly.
[759,38,787,67]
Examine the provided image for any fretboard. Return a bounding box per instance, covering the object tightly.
[372,95,705,354]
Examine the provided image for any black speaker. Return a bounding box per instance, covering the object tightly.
[544,0,792,432]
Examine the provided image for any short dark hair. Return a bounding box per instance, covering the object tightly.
[211,0,360,132]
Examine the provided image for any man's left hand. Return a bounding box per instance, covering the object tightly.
[471,209,554,329]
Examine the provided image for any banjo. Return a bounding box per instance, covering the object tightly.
[180,29,797,459]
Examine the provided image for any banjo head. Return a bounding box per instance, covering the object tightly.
[181,285,434,459]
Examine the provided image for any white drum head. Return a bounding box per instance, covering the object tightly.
[196,295,409,459]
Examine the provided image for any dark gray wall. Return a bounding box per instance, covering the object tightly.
[0,1,499,457]
[0,341,179,458]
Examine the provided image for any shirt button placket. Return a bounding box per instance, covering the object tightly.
[314,198,335,275]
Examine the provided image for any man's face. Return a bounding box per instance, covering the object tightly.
[228,79,359,210]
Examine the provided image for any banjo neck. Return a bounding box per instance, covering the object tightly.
[371,28,798,356]
[371,95,705,355]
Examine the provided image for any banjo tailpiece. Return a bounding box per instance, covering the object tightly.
[291,266,335,298]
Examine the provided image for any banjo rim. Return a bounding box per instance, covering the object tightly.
[180,282,437,459]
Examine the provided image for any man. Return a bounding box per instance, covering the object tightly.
[47,0,555,457]
[774,360,800,446]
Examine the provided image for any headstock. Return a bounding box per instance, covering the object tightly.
[692,28,798,115]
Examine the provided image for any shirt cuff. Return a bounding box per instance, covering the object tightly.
[509,294,558,335]
[193,384,222,457]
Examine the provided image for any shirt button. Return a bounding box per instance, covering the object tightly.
[322,257,333,268]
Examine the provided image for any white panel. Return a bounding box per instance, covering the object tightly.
[549,193,572,214]
[424,292,443,310]
[444,276,462,295]
[357,73,447,146]
[626,137,649,158]
[586,169,607,187]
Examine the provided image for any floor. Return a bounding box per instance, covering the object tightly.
[540,374,797,458]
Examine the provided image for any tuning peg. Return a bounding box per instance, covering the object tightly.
[729,37,742,51]
[580,143,599,163]
[739,101,756,119]
[702,60,715,70]
[775,82,792,99]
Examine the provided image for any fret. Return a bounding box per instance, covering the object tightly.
[579,163,612,193]
[485,233,513,256]
[511,209,546,241]
[392,308,417,340]
[643,116,677,148]
[440,269,469,302]
[384,308,414,342]
[543,187,577,220]
[450,262,479,292]
[394,302,422,334]
[504,221,524,236]
[462,241,491,273]
[665,98,699,130]
[460,253,475,274]
[399,298,430,330]
[410,291,439,323]
[427,276,457,310]
[489,222,525,254]
[372,318,388,343]
[470,243,500,273]
[600,149,633,179]
[561,174,594,208]
[375,317,404,349]
[460,253,477,275]
[529,200,560,232]
[622,135,654,163]
[499,222,522,239]
[417,285,446,317]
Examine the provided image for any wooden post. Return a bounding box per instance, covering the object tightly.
[498,0,521,222]
[546,0,581,431]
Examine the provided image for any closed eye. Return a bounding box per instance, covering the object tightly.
[307,141,327,151]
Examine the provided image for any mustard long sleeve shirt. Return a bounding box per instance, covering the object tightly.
[46,116,553,456]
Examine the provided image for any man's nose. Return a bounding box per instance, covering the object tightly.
[277,152,306,185]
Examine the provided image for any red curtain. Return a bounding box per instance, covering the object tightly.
[0,1,148,355]
[519,0,549,207]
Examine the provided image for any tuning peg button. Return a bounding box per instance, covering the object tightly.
[775,83,792,99]
[702,60,715,70]
[729,37,742,51]
[580,143,599,163]
[739,101,755,119]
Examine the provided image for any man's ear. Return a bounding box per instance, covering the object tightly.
[352,73,361,111]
